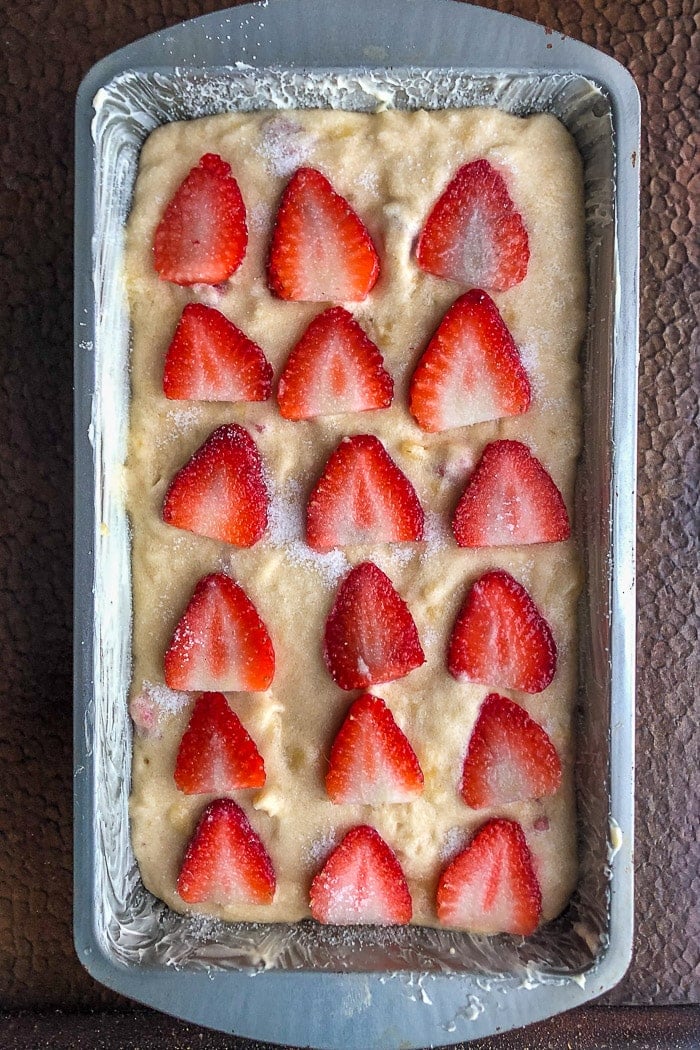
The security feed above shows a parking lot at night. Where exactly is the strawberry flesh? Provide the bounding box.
[163,303,272,403]
[164,573,275,693]
[310,824,412,925]
[177,798,276,906]
[448,569,556,692]
[326,693,424,804]
[306,434,424,551]
[409,289,530,432]
[268,167,380,302]
[154,153,248,286]
[324,562,425,690]
[277,306,393,420]
[436,818,541,934]
[416,158,529,291]
[163,423,268,547]
[174,691,266,794]
[452,439,570,548]
[460,692,562,807]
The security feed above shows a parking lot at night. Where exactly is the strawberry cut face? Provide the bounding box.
[276,306,393,420]
[306,434,424,552]
[162,423,268,547]
[416,158,529,292]
[325,693,424,804]
[460,692,562,808]
[409,289,531,432]
[164,573,275,693]
[452,439,570,548]
[436,818,541,935]
[448,569,557,693]
[174,692,266,795]
[163,303,273,403]
[268,167,380,302]
[154,153,248,286]
[309,824,412,925]
[177,798,276,907]
[323,562,425,690]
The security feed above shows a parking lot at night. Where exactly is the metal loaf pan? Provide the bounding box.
[73,1,640,1045]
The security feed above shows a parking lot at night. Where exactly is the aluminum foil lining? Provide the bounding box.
[88,66,615,982]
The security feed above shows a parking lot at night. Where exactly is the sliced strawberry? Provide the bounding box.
[416,158,529,292]
[324,562,425,690]
[154,153,248,286]
[163,423,268,547]
[452,440,570,548]
[460,693,562,808]
[409,289,530,432]
[177,798,275,906]
[325,693,424,804]
[163,303,272,403]
[268,167,380,302]
[310,825,412,925]
[174,691,266,794]
[448,569,556,693]
[436,818,541,934]
[306,435,424,552]
[164,573,275,693]
[277,306,393,420]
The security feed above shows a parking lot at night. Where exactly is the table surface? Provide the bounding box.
[0,0,697,1045]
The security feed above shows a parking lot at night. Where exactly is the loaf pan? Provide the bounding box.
[73,1,640,1044]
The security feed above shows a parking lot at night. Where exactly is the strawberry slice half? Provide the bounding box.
[164,573,275,693]
[448,569,556,693]
[452,440,570,548]
[326,693,424,804]
[416,158,529,291]
[163,423,268,547]
[174,691,266,795]
[310,825,412,925]
[277,306,393,420]
[177,798,275,906]
[306,435,424,551]
[268,167,380,302]
[154,153,248,286]
[324,562,425,690]
[163,303,272,403]
[460,693,562,808]
[409,289,530,432]
[436,818,541,934]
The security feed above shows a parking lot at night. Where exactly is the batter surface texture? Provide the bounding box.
[125,107,585,927]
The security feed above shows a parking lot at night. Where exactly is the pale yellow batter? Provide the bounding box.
[125,108,585,926]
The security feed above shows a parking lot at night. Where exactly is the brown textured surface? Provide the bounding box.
[1,1006,699,1048]
[0,0,697,1043]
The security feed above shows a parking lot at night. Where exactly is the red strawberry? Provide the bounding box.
[409,289,530,432]
[163,303,272,403]
[163,423,268,547]
[460,693,562,807]
[154,153,248,286]
[177,798,275,906]
[164,573,275,693]
[448,569,556,693]
[309,825,412,925]
[277,306,393,420]
[306,435,424,551]
[452,440,570,548]
[324,562,425,690]
[268,167,380,302]
[325,693,424,804]
[174,691,266,794]
[436,818,541,934]
[416,158,529,291]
